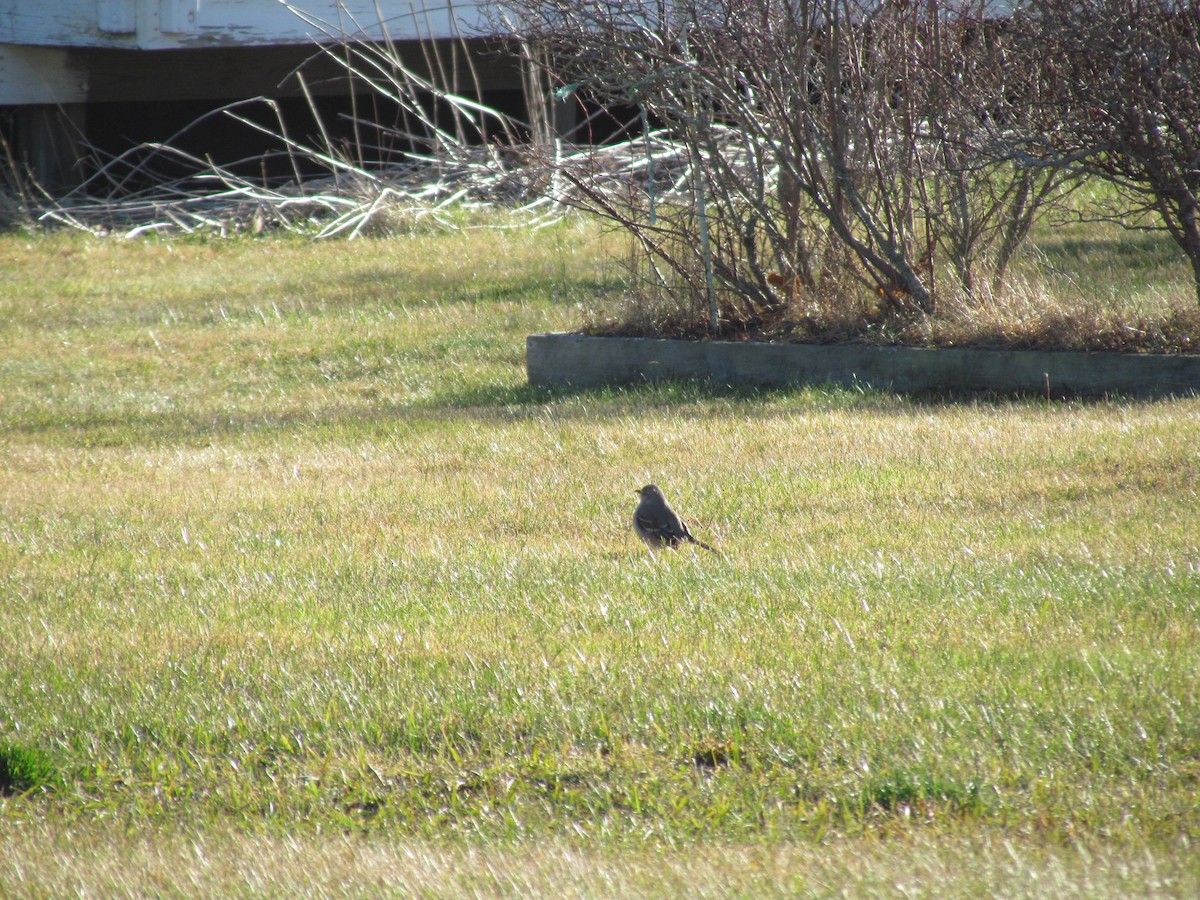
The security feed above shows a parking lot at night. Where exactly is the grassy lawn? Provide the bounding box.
[1,222,1198,896]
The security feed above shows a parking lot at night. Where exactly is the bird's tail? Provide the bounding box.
[688,535,718,554]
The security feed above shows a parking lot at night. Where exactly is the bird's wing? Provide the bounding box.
[635,510,670,537]
[662,520,694,544]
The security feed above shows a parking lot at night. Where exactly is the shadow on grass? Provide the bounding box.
[9,376,1175,450]
[428,379,909,415]
[438,377,1161,415]
[264,268,624,314]
[1039,230,1182,270]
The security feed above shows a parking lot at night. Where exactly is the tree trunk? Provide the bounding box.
[1177,204,1200,307]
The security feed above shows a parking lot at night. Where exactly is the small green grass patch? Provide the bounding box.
[0,744,59,796]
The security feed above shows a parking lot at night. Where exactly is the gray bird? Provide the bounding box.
[633,484,716,552]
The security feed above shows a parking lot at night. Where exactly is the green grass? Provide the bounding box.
[0,743,60,796]
[1,222,1199,896]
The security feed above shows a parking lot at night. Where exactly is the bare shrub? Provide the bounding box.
[1007,0,1200,304]
[500,0,1070,331]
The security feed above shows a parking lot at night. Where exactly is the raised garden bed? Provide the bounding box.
[527,333,1200,399]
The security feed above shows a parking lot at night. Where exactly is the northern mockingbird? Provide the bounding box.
[633,484,716,553]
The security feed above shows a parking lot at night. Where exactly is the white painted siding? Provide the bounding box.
[0,0,491,50]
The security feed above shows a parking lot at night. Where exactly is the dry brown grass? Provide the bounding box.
[584,215,1200,353]
[2,822,1196,897]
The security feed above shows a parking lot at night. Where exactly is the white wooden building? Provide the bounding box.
[0,1,519,188]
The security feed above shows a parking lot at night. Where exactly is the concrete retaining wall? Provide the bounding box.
[527,333,1200,398]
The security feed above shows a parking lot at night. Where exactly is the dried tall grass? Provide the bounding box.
[20,0,714,241]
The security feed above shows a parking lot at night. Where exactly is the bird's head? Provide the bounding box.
[636,484,663,499]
